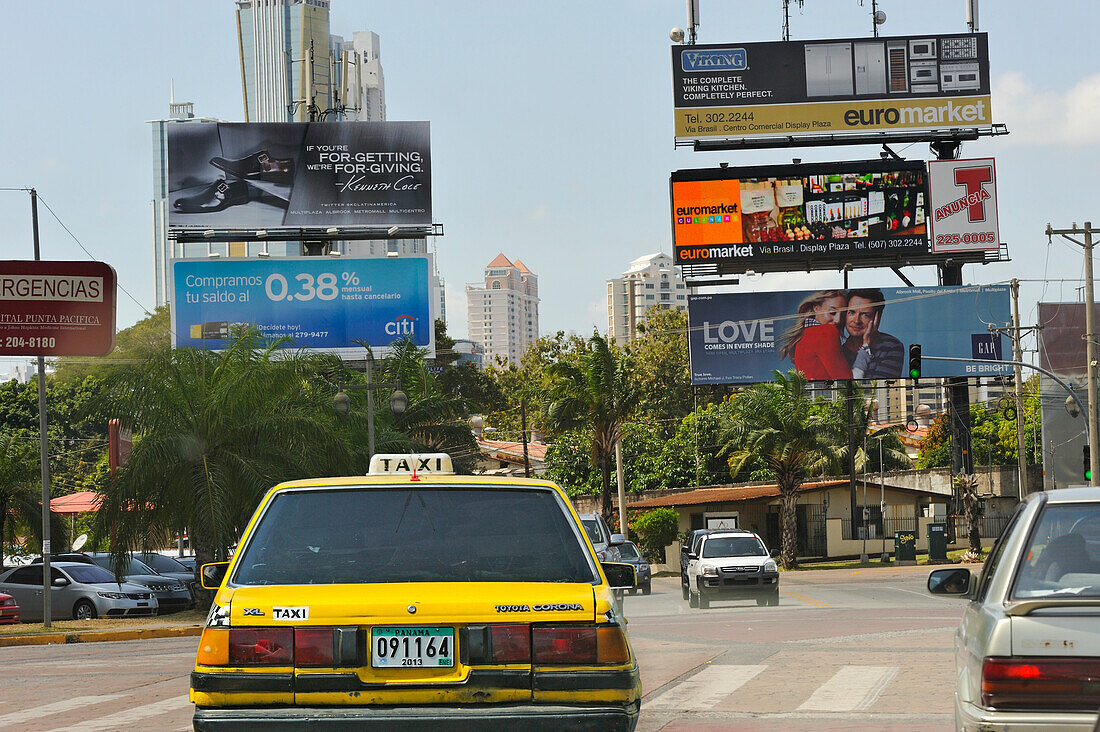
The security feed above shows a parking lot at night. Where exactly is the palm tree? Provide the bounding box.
[0,430,52,568]
[544,333,639,521]
[94,328,350,590]
[825,385,910,476]
[721,370,836,569]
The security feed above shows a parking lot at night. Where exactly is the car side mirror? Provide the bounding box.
[609,533,626,546]
[601,561,637,591]
[927,567,972,597]
[200,561,231,590]
[686,552,698,560]
[52,577,69,587]
[770,549,780,558]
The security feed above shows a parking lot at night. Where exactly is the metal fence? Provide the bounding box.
[800,504,827,558]
[841,514,918,541]
[952,514,1012,540]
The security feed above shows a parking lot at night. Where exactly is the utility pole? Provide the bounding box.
[30,189,52,628]
[614,438,628,539]
[1046,222,1099,485]
[520,398,530,478]
[1010,279,1028,497]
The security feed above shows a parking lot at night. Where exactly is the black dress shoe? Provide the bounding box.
[209,150,295,185]
[173,179,252,213]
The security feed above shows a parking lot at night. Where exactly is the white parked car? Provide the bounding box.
[684,530,779,608]
[927,486,1100,730]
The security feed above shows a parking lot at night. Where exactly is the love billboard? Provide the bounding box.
[687,285,1011,385]
[171,256,434,358]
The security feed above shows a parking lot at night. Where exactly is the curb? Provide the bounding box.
[0,624,203,647]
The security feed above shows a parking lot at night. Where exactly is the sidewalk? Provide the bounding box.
[0,609,205,647]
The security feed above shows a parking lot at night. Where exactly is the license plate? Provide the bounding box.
[371,626,454,668]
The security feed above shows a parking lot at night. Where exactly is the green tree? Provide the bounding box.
[629,507,680,562]
[486,332,587,440]
[54,306,171,383]
[0,430,51,567]
[721,370,836,569]
[544,333,640,520]
[628,307,692,433]
[94,328,352,593]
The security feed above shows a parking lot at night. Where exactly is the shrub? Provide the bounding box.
[631,508,680,562]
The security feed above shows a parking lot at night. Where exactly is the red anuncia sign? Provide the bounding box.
[928,157,999,254]
[0,260,116,356]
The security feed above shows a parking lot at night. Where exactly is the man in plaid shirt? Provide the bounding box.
[843,288,904,379]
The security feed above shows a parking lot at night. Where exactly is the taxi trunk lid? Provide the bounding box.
[227,582,598,705]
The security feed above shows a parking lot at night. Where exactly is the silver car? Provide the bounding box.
[85,553,193,613]
[928,486,1100,730]
[0,561,157,621]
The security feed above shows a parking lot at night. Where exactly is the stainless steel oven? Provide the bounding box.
[940,62,980,92]
[909,39,937,60]
[910,60,938,88]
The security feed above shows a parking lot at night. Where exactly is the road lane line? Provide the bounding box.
[46,696,193,731]
[797,665,898,711]
[0,696,127,727]
[780,589,832,607]
[646,664,767,710]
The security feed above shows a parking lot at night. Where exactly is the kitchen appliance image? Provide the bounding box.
[940,36,978,60]
[909,38,937,60]
[940,62,980,92]
[887,41,908,93]
[805,42,854,97]
[853,42,887,95]
[910,60,938,88]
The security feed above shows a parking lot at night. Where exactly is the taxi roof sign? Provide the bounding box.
[368,453,455,476]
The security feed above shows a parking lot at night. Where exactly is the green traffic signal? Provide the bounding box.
[1086,445,1092,481]
[908,344,921,380]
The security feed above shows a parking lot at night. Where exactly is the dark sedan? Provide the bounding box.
[617,541,651,595]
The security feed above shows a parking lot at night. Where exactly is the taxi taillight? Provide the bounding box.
[532,627,597,664]
[196,628,229,666]
[464,623,629,666]
[490,624,531,663]
[228,628,294,665]
[294,628,337,666]
[982,657,1100,710]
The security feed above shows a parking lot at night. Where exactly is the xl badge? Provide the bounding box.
[272,606,309,620]
[242,608,264,616]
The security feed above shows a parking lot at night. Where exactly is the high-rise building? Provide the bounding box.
[337,31,386,122]
[149,100,222,307]
[606,252,687,345]
[466,254,539,366]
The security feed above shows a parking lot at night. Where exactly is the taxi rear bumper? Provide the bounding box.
[192,701,640,731]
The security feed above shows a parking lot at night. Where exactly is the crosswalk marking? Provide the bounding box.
[797,665,898,711]
[646,664,767,710]
[45,695,192,732]
[0,695,128,727]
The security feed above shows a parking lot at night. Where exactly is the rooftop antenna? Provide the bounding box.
[782,0,805,42]
[859,0,887,37]
[686,0,699,44]
[966,0,979,32]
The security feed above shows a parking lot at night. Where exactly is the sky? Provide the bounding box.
[2,0,1099,372]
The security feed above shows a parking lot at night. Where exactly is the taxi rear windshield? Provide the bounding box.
[233,487,598,585]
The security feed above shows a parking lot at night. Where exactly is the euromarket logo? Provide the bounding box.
[681,48,747,73]
[675,202,738,225]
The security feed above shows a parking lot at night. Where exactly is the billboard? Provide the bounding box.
[672,160,928,269]
[687,285,1011,385]
[167,122,431,229]
[672,33,991,141]
[928,157,999,253]
[1037,302,1100,377]
[0,260,116,356]
[171,256,435,357]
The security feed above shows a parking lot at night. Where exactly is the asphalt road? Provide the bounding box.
[0,564,970,731]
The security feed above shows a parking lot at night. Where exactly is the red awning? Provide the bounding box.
[49,491,103,515]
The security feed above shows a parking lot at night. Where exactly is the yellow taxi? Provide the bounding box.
[190,453,641,731]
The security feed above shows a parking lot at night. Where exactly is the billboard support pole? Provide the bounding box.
[1010,279,1027,498]
[30,188,52,628]
[847,382,858,541]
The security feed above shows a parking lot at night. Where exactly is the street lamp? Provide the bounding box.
[333,355,407,458]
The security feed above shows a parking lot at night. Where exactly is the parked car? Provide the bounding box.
[173,555,198,573]
[84,553,193,613]
[684,530,779,609]
[617,541,652,595]
[190,453,641,730]
[927,486,1100,730]
[0,591,20,623]
[30,552,95,565]
[135,552,197,597]
[680,529,713,600]
[0,562,157,621]
[579,512,627,562]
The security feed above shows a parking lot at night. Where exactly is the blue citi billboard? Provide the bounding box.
[688,285,1011,385]
[171,256,434,357]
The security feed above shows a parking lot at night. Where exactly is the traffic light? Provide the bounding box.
[908,344,922,380]
[1085,445,1092,482]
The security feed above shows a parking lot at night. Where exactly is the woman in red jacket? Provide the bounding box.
[777,289,853,380]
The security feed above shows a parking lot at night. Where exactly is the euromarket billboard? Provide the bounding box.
[687,285,1010,385]
[167,121,431,229]
[672,33,991,141]
[171,256,434,358]
[672,160,929,271]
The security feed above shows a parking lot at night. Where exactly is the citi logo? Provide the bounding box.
[682,48,747,72]
[386,315,416,336]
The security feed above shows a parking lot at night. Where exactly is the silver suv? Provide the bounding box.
[685,530,779,609]
[579,512,626,562]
